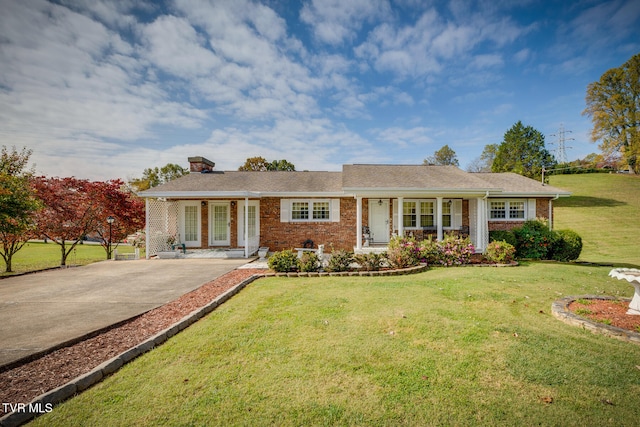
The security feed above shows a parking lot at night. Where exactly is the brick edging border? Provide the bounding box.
[551,295,640,345]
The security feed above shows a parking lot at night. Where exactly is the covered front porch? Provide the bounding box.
[144,195,261,259]
[353,194,490,253]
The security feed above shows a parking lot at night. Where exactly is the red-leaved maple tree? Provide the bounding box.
[33,177,145,265]
[91,179,145,259]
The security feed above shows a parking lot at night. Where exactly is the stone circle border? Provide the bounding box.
[552,295,640,345]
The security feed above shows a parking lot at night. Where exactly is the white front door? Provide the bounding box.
[369,199,390,243]
[237,200,260,247]
[179,201,201,247]
[209,202,230,246]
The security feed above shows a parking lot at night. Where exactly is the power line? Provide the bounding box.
[549,124,574,164]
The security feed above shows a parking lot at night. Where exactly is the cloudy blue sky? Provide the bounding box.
[1,0,638,180]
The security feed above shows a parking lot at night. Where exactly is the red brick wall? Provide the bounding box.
[260,197,357,251]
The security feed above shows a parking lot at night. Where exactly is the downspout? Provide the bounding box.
[244,196,249,258]
[549,194,559,230]
[355,196,362,250]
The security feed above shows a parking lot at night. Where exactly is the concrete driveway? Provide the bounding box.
[0,258,249,367]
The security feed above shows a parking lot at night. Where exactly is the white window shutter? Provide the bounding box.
[392,199,398,232]
[453,200,463,228]
[527,199,536,219]
[331,199,340,222]
[280,199,289,222]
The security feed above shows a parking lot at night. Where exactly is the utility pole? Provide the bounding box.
[549,124,574,164]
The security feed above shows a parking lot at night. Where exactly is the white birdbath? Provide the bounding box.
[609,268,640,315]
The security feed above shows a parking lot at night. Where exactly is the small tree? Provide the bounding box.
[33,177,101,266]
[239,157,296,171]
[238,156,270,171]
[129,163,188,191]
[0,146,41,272]
[467,144,498,172]
[423,145,459,166]
[92,180,145,260]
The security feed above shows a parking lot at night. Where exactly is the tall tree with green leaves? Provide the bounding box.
[0,146,41,272]
[423,145,459,166]
[239,157,296,171]
[583,53,640,174]
[129,163,188,191]
[492,121,556,180]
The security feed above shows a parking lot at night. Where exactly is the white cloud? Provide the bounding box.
[300,0,391,46]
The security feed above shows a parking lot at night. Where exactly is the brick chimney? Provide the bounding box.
[188,156,215,173]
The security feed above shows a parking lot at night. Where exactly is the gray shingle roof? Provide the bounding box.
[472,172,569,195]
[140,165,570,197]
[342,164,498,190]
[141,170,343,195]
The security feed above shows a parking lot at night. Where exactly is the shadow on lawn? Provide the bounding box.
[555,196,626,208]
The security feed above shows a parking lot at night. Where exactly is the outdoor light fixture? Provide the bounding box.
[231,201,236,207]
[106,216,115,260]
[201,201,206,207]
[378,199,383,206]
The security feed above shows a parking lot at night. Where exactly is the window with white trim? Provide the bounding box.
[290,200,333,222]
[402,199,454,229]
[490,200,527,220]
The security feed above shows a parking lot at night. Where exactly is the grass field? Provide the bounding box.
[32,264,640,426]
[1,242,141,276]
[549,173,640,266]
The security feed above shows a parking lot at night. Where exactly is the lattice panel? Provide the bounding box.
[146,199,179,257]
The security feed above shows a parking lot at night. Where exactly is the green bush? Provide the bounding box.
[386,236,422,268]
[326,249,354,272]
[267,249,299,272]
[550,229,583,261]
[436,233,475,266]
[484,240,516,264]
[512,219,557,259]
[299,251,321,272]
[354,252,386,271]
[418,237,440,265]
[489,230,517,247]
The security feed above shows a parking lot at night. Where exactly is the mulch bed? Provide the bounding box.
[568,299,640,332]
[0,268,263,417]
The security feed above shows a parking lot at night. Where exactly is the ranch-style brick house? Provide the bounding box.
[139,156,570,258]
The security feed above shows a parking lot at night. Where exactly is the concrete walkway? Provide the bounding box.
[0,258,251,367]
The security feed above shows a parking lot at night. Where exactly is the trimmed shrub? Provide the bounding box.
[489,230,517,247]
[550,229,583,261]
[418,237,440,265]
[354,252,387,271]
[436,233,475,266]
[484,240,516,264]
[267,249,299,272]
[299,251,321,272]
[512,219,557,259]
[387,236,423,268]
[326,249,354,272]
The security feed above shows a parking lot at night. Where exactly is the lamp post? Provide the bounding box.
[107,216,115,260]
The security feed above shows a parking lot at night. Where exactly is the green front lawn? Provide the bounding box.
[32,263,640,426]
[2,241,142,276]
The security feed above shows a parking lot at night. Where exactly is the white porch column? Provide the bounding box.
[436,197,443,241]
[356,197,362,250]
[476,197,488,252]
[244,197,249,258]
[145,198,150,259]
[397,196,404,237]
